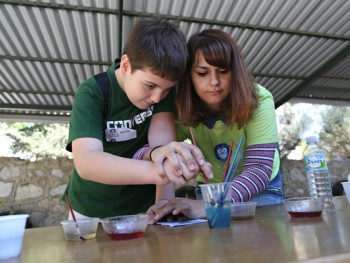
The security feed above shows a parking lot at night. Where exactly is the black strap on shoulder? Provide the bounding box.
[94,59,120,117]
[94,72,110,117]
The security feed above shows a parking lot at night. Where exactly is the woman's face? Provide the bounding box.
[190,51,232,113]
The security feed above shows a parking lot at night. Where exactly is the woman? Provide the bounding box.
[148,29,283,222]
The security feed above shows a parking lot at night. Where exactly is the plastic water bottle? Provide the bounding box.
[303,136,333,209]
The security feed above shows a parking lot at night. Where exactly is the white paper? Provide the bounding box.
[156,219,207,227]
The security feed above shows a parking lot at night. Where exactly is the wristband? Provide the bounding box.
[149,145,163,162]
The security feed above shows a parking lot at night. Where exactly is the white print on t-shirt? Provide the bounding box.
[105,105,153,142]
[105,127,137,142]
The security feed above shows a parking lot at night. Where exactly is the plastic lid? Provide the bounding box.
[305,136,317,143]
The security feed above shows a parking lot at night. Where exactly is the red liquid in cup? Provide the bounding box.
[107,232,144,240]
[288,211,322,218]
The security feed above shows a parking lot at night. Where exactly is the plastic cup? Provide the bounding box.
[61,218,99,241]
[341,182,350,204]
[0,214,29,259]
[199,183,232,228]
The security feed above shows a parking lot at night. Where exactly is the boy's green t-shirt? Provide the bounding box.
[64,60,176,218]
[177,84,280,183]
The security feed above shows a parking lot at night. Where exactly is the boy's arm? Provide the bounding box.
[72,112,212,187]
[148,112,177,201]
[147,112,177,152]
[72,138,170,185]
[156,183,175,201]
[71,112,207,187]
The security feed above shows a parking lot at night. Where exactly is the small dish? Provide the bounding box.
[231,202,257,220]
[61,218,99,241]
[100,214,148,240]
[283,197,324,218]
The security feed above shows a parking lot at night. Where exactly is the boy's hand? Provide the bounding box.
[151,142,213,183]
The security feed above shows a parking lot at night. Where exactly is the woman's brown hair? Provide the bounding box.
[176,29,258,127]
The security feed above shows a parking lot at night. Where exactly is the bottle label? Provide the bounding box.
[304,153,328,172]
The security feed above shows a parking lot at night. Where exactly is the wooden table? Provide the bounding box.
[12,196,350,263]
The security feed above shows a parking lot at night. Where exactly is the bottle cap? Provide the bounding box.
[305,136,317,143]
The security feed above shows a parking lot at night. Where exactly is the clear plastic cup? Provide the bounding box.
[341,182,350,204]
[199,183,232,228]
[61,218,99,241]
[0,214,29,259]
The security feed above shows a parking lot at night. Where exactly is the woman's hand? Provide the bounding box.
[159,157,195,186]
[146,199,169,223]
[151,142,213,183]
[149,155,204,186]
[147,198,206,224]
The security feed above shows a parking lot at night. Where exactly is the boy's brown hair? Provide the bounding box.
[123,18,188,81]
[176,29,258,128]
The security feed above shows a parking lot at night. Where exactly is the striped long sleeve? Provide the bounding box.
[133,144,151,160]
[231,143,277,202]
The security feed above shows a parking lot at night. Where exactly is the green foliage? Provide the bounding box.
[1,104,349,161]
[319,107,350,159]
[276,103,311,158]
[1,122,71,160]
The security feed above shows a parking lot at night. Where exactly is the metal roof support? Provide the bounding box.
[276,43,350,108]
[122,11,350,41]
[2,0,348,41]
[1,0,118,14]
[118,0,124,58]
[0,103,71,111]
[0,55,110,66]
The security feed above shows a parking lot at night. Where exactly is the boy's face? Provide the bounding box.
[120,57,177,110]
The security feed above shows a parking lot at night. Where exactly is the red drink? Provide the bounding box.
[289,211,322,218]
[107,232,144,240]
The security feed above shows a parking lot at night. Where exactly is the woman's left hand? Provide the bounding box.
[147,198,206,224]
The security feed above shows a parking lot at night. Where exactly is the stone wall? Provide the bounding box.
[0,157,72,227]
[281,159,350,198]
[0,157,349,227]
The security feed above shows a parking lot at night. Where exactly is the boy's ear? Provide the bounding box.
[120,55,131,74]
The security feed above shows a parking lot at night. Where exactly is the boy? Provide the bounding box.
[63,18,212,219]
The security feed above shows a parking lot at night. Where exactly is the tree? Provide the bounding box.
[276,103,311,158]
[319,106,350,159]
[0,122,71,160]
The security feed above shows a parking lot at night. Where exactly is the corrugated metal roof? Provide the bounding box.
[1,0,350,121]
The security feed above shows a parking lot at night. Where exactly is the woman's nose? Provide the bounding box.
[210,72,220,86]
